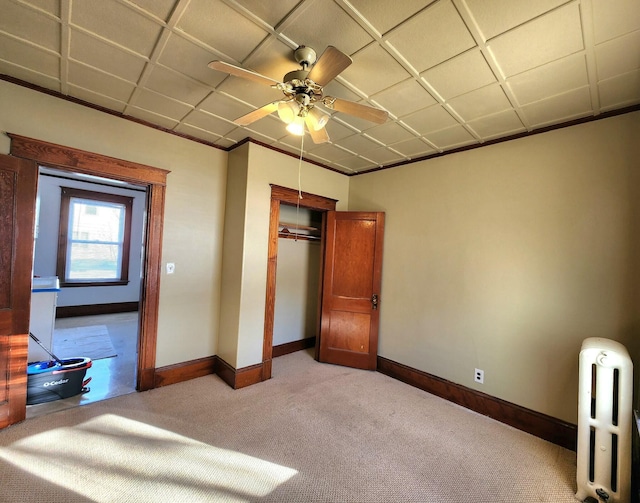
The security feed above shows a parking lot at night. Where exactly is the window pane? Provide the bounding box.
[70,199,124,243]
[67,243,122,280]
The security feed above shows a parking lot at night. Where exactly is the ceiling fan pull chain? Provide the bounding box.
[295,132,304,242]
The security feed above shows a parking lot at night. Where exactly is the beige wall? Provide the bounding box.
[4,78,638,422]
[220,142,349,368]
[0,80,228,368]
[349,112,640,423]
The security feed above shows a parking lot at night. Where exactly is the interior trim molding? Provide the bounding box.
[3,75,638,178]
[262,185,337,383]
[272,337,316,358]
[215,357,264,390]
[56,302,139,318]
[633,410,639,503]
[154,356,218,388]
[9,133,169,393]
[377,356,577,451]
[155,343,317,390]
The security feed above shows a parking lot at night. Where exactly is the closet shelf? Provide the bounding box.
[279,221,318,232]
[278,221,321,242]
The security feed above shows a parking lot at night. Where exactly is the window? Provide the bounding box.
[57,187,133,286]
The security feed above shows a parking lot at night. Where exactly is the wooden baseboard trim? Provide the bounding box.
[633,410,639,503]
[56,301,139,318]
[377,356,577,451]
[154,356,217,388]
[215,357,264,390]
[273,337,316,358]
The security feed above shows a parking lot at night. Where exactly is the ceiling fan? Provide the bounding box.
[208,45,388,144]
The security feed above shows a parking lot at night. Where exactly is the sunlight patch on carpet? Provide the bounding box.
[53,325,117,360]
[0,414,297,502]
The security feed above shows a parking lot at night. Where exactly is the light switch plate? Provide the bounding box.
[166,262,175,274]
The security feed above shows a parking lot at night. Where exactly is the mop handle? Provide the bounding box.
[29,332,63,364]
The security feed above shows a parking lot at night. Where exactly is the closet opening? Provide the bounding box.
[261,185,337,381]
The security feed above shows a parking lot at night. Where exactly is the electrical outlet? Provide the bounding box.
[474,368,484,384]
[166,262,175,274]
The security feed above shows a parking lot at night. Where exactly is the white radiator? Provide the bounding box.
[576,338,633,503]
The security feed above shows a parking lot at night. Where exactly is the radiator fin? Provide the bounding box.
[576,338,633,503]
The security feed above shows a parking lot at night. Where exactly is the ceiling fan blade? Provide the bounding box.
[234,101,280,126]
[208,61,280,87]
[305,117,330,144]
[326,97,388,124]
[307,46,352,86]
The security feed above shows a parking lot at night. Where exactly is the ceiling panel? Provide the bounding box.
[488,2,584,78]
[388,137,435,158]
[177,0,269,62]
[340,43,411,96]
[370,78,437,118]
[127,0,177,22]
[467,109,525,140]
[346,0,436,35]
[595,30,640,81]
[401,105,458,135]
[71,0,163,57]
[0,33,60,77]
[280,1,374,56]
[0,0,60,51]
[464,0,571,40]
[521,86,592,126]
[131,89,193,120]
[1,0,638,174]
[591,0,640,43]
[425,125,476,149]
[127,106,180,129]
[447,84,512,122]
[69,29,147,82]
[0,60,60,91]
[598,70,640,110]
[67,61,136,102]
[144,65,212,105]
[386,0,476,72]
[364,121,417,145]
[422,49,497,100]
[506,53,589,106]
[21,0,60,16]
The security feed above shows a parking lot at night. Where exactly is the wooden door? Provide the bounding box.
[318,211,385,370]
[0,154,37,429]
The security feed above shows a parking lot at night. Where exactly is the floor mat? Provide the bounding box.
[53,325,117,360]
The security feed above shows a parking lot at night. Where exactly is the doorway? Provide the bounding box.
[2,134,168,428]
[272,204,323,358]
[262,185,337,380]
[26,166,147,418]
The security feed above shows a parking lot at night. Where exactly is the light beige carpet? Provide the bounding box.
[53,325,117,360]
[0,349,577,502]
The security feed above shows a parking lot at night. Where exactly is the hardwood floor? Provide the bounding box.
[26,312,138,419]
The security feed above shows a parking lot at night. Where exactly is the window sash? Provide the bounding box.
[57,187,133,287]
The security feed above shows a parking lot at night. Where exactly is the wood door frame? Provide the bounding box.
[262,185,337,381]
[8,133,169,391]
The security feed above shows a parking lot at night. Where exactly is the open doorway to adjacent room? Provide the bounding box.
[26,166,147,418]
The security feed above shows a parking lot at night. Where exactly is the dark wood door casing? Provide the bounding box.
[0,154,37,428]
[262,185,337,381]
[8,134,169,392]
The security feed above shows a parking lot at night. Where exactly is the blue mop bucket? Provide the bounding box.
[27,357,92,405]
[27,332,93,405]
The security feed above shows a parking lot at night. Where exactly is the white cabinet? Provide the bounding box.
[28,277,60,362]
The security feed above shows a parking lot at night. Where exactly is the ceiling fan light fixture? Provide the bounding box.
[286,116,305,136]
[277,101,299,124]
[307,107,330,131]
